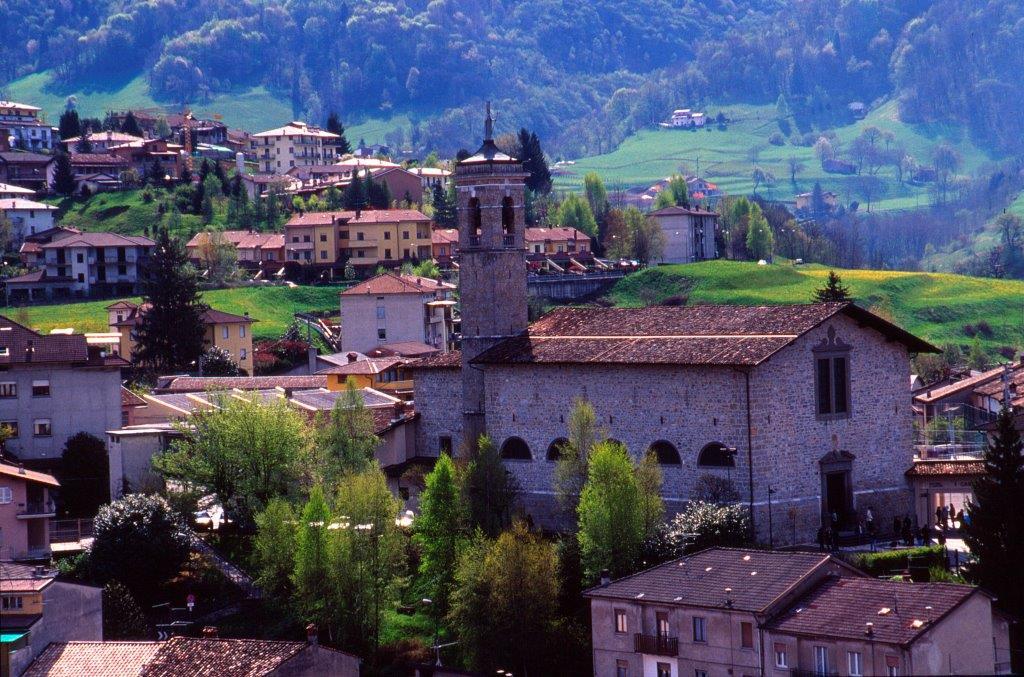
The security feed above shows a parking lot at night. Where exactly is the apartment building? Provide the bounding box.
[185,230,286,267]
[0,463,59,561]
[524,226,592,256]
[0,199,56,246]
[251,121,339,173]
[340,273,455,354]
[35,232,154,297]
[0,101,55,152]
[284,208,432,268]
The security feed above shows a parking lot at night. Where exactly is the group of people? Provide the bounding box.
[935,502,967,531]
[815,505,964,552]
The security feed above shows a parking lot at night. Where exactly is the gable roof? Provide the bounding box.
[525,226,591,242]
[0,461,60,488]
[286,208,431,227]
[140,637,305,676]
[186,230,284,251]
[41,232,154,249]
[650,205,719,217]
[341,272,453,296]
[24,642,161,677]
[109,303,253,327]
[316,356,405,375]
[432,228,459,245]
[0,198,55,211]
[914,365,1008,404]
[905,460,986,477]
[155,375,327,393]
[472,303,938,367]
[1,561,56,592]
[252,121,338,139]
[767,577,981,646]
[584,548,843,613]
[0,315,90,364]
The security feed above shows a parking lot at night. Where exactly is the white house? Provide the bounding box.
[0,101,56,151]
[0,198,57,246]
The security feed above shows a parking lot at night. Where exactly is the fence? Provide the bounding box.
[49,518,94,544]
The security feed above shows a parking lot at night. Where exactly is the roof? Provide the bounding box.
[472,303,938,367]
[650,204,719,217]
[252,121,338,139]
[109,303,253,327]
[0,316,90,364]
[69,153,130,166]
[906,460,987,477]
[317,356,405,375]
[341,272,453,296]
[525,226,591,242]
[584,548,837,612]
[432,228,459,245]
[202,309,255,325]
[0,198,56,211]
[140,637,308,676]
[366,341,441,358]
[155,375,327,393]
[0,461,60,488]
[0,151,53,165]
[286,208,430,227]
[768,577,980,646]
[121,386,147,408]
[23,642,161,677]
[914,365,1008,404]
[289,387,401,412]
[0,561,56,592]
[0,182,36,195]
[41,232,154,249]
[64,131,143,144]
[409,350,461,370]
[3,269,74,285]
[186,230,284,251]
[0,100,41,112]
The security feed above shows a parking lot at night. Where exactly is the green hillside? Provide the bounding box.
[556,101,994,212]
[13,285,341,340]
[609,261,1024,353]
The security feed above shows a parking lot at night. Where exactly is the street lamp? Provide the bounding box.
[421,598,441,666]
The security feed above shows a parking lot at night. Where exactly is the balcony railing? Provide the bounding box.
[502,234,516,247]
[17,500,56,518]
[634,633,679,657]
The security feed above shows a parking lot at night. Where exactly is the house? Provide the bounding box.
[316,355,413,399]
[1,562,103,677]
[284,209,432,267]
[412,108,939,542]
[340,273,456,354]
[75,172,123,195]
[353,142,391,158]
[586,548,1012,677]
[185,230,286,267]
[431,228,459,261]
[108,301,255,374]
[250,121,339,174]
[649,205,718,263]
[16,227,80,270]
[0,153,55,193]
[0,101,56,152]
[0,316,126,462]
[107,138,184,179]
[13,232,155,299]
[409,166,452,188]
[62,130,143,153]
[823,158,858,175]
[848,101,867,119]
[666,109,706,128]
[239,173,298,200]
[0,199,57,247]
[524,226,592,256]
[795,190,839,213]
[0,182,35,200]
[0,463,59,560]
[22,629,360,677]
[69,153,129,183]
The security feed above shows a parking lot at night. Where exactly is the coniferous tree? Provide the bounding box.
[58,109,81,140]
[52,151,77,196]
[342,171,367,211]
[133,228,208,372]
[121,111,143,137]
[432,182,456,229]
[463,436,518,538]
[414,453,467,620]
[325,111,352,155]
[517,128,552,194]
[147,159,164,185]
[813,270,852,302]
[75,128,93,153]
[962,407,1024,623]
[213,161,229,195]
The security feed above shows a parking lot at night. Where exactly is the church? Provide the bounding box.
[412,108,938,545]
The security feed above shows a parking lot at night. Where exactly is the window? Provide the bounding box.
[222,327,230,339]
[740,622,753,649]
[117,264,127,276]
[439,436,453,455]
[615,660,629,677]
[320,233,327,242]
[813,327,852,418]
[499,437,532,460]
[1,595,23,610]
[33,419,52,437]
[357,232,365,241]
[813,646,828,676]
[384,249,392,259]
[649,440,681,465]
[468,197,482,235]
[31,380,49,397]
[239,349,247,360]
[402,230,409,239]
[697,442,735,467]
[0,487,12,504]
[546,437,569,461]
[76,253,83,263]
[656,664,670,677]
[384,231,391,240]
[694,670,707,677]
[303,235,311,243]
[848,651,863,676]
[774,643,788,668]
[77,273,84,283]
[376,307,386,320]
[692,616,707,643]
[0,382,16,398]
[614,608,628,634]
[1,421,19,438]
[239,325,246,338]
[339,230,349,239]
[320,250,327,259]
[292,236,299,243]
[885,655,900,676]
[377,328,387,340]
[501,196,515,234]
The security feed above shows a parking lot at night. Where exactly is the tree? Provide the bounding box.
[809,181,828,221]
[653,174,689,209]
[813,270,851,302]
[121,111,143,137]
[745,203,773,260]
[52,150,77,196]
[813,136,835,164]
[431,181,456,229]
[342,171,367,211]
[366,173,392,209]
[196,228,237,285]
[554,398,604,523]
[414,454,467,619]
[517,128,552,194]
[102,581,150,639]
[325,112,352,155]
[578,441,659,582]
[201,346,242,376]
[311,378,380,482]
[463,435,518,537]
[553,193,598,236]
[293,485,333,636]
[58,432,110,515]
[604,208,630,259]
[787,157,805,186]
[854,174,886,211]
[58,108,81,140]
[664,501,751,553]
[412,259,440,279]
[962,407,1024,623]
[75,129,93,153]
[89,494,191,599]
[155,396,305,525]
[582,172,610,225]
[253,498,296,598]
[624,206,665,265]
[133,228,208,372]
[751,166,775,195]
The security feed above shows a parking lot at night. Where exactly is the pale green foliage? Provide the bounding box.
[293,485,332,631]
[254,498,296,596]
[637,452,665,536]
[414,454,467,618]
[412,258,441,279]
[582,171,609,222]
[653,174,689,209]
[463,435,518,537]
[624,206,665,264]
[553,192,598,236]
[665,500,751,552]
[310,378,380,482]
[745,202,774,260]
[554,397,604,522]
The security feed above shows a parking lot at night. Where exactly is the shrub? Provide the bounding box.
[999,346,1017,360]
[89,494,191,598]
[769,132,786,146]
[850,544,946,577]
[103,581,150,639]
[962,324,977,337]
[975,320,993,337]
[664,501,751,553]
[58,432,110,517]
[691,475,740,504]
[659,294,688,306]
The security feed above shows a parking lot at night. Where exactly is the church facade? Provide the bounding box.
[412,112,937,545]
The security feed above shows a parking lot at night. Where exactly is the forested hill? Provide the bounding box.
[2,1,1022,158]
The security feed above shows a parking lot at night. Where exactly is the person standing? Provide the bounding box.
[866,507,875,537]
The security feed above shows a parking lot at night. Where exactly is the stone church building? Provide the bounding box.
[412,109,937,545]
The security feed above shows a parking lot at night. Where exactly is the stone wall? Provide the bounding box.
[413,367,464,457]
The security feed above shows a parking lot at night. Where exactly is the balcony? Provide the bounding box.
[17,500,56,519]
[634,633,678,657]
[502,234,516,248]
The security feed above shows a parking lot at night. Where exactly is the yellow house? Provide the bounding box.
[317,356,414,399]
[106,301,255,374]
[284,209,433,268]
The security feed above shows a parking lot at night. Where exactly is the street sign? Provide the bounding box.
[186,593,195,612]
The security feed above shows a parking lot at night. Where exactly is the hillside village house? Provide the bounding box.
[587,548,1012,677]
[0,152,54,193]
[61,130,143,153]
[284,208,432,268]
[0,317,125,463]
[316,355,414,400]
[667,108,706,128]
[340,273,456,354]
[0,199,56,245]
[287,163,426,205]
[1,562,103,677]
[0,462,59,561]
[0,182,35,199]
[186,230,286,267]
[69,153,130,185]
[795,190,840,213]
[412,109,938,542]
[108,137,184,179]
[107,301,255,374]
[431,228,459,262]
[650,205,718,263]
[0,101,55,152]
[251,121,339,173]
[525,226,592,257]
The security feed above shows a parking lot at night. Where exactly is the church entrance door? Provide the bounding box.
[824,471,851,528]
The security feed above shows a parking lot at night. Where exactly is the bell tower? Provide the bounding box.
[456,103,529,448]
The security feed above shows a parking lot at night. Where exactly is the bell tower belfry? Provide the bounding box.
[456,103,529,448]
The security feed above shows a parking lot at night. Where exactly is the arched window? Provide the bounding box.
[698,442,735,468]
[546,437,569,461]
[648,440,681,465]
[501,196,515,234]
[468,197,482,237]
[500,436,532,461]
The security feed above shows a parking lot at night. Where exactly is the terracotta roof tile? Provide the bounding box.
[121,386,147,408]
[768,577,979,645]
[316,356,405,375]
[156,375,326,393]
[524,226,591,242]
[24,642,160,677]
[1,561,56,591]
[0,316,90,364]
[409,350,461,370]
[432,228,459,245]
[366,341,441,358]
[140,637,306,676]
[286,208,430,227]
[905,460,986,477]
[41,232,154,249]
[341,273,453,296]
[914,366,1007,404]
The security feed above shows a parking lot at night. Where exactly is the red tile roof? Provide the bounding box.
[410,350,461,369]
[69,153,130,166]
[0,461,60,487]
[432,228,459,245]
[768,577,980,646]
[41,232,154,249]
[121,386,147,408]
[0,316,89,364]
[286,208,430,227]
[914,365,1007,404]
[524,226,591,242]
[650,204,719,217]
[109,303,253,327]
[186,230,284,251]
[140,637,305,676]
[316,356,405,375]
[905,460,986,477]
[366,341,441,358]
[155,375,327,393]
[1,561,56,592]
[24,642,161,677]
[340,272,453,296]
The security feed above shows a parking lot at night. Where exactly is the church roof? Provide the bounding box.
[469,302,937,367]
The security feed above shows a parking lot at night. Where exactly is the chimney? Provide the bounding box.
[864,622,874,637]
[33,565,45,577]
[599,569,611,587]
[18,463,25,475]
[306,623,319,645]
[346,352,358,364]
[202,626,219,638]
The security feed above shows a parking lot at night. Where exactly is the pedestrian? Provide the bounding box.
[894,515,901,537]
[866,507,875,536]
[955,508,964,529]
[935,505,943,529]
[940,504,949,529]
[919,524,930,545]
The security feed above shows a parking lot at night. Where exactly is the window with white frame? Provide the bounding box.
[222,326,230,339]
[692,616,707,643]
[885,655,900,676]
[814,646,828,676]
[239,349,247,360]
[848,651,863,676]
[774,643,788,668]
[31,380,50,397]
[614,608,627,634]
[240,325,246,338]
[33,419,51,437]
[0,486,12,504]
[0,382,16,398]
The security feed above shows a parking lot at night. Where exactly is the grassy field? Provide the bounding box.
[6,70,409,144]
[45,188,205,237]
[609,260,1024,353]
[13,285,342,340]
[556,101,995,212]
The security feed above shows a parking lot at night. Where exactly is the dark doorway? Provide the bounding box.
[825,471,851,527]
